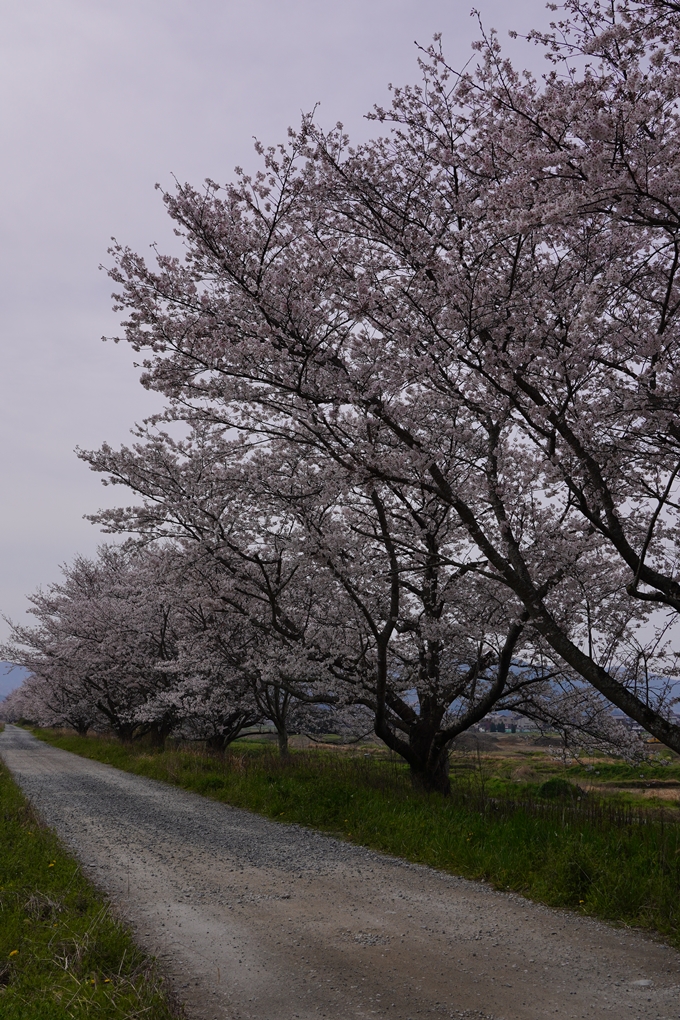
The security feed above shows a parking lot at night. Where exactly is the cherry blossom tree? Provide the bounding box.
[3,546,177,741]
[1,543,263,746]
[83,422,600,791]
[303,0,680,736]
[0,672,95,734]
[87,0,680,753]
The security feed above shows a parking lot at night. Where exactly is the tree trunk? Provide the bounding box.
[409,746,451,795]
[147,723,168,749]
[375,709,452,795]
[205,711,259,754]
[277,726,289,757]
[206,732,229,753]
[406,708,451,794]
[115,722,136,744]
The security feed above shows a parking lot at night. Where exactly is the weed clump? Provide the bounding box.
[538,778,584,800]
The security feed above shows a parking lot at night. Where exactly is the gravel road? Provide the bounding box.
[1,725,678,1020]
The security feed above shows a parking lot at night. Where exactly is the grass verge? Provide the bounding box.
[33,729,680,950]
[0,754,179,1020]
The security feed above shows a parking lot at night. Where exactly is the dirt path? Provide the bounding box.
[1,726,678,1020]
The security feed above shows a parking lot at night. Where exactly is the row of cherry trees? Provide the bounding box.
[4,1,680,789]
[0,540,374,751]
[2,545,256,747]
[1,501,640,789]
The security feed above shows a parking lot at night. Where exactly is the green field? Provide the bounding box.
[32,728,680,950]
[0,755,178,1020]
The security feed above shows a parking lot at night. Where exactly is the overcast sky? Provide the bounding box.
[0,0,550,658]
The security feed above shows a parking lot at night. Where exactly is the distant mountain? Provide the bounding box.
[0,662,28,700]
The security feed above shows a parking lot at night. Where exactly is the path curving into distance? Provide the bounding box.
[1,724,678,1020]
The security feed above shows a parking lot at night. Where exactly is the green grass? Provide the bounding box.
[32,730,680,950]
[450,745,680,785]
[0,756,179,1020]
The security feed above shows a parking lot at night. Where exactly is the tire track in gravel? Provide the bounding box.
[1,724,678,1020]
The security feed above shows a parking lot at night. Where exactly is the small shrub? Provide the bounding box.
[539,778,584,800]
